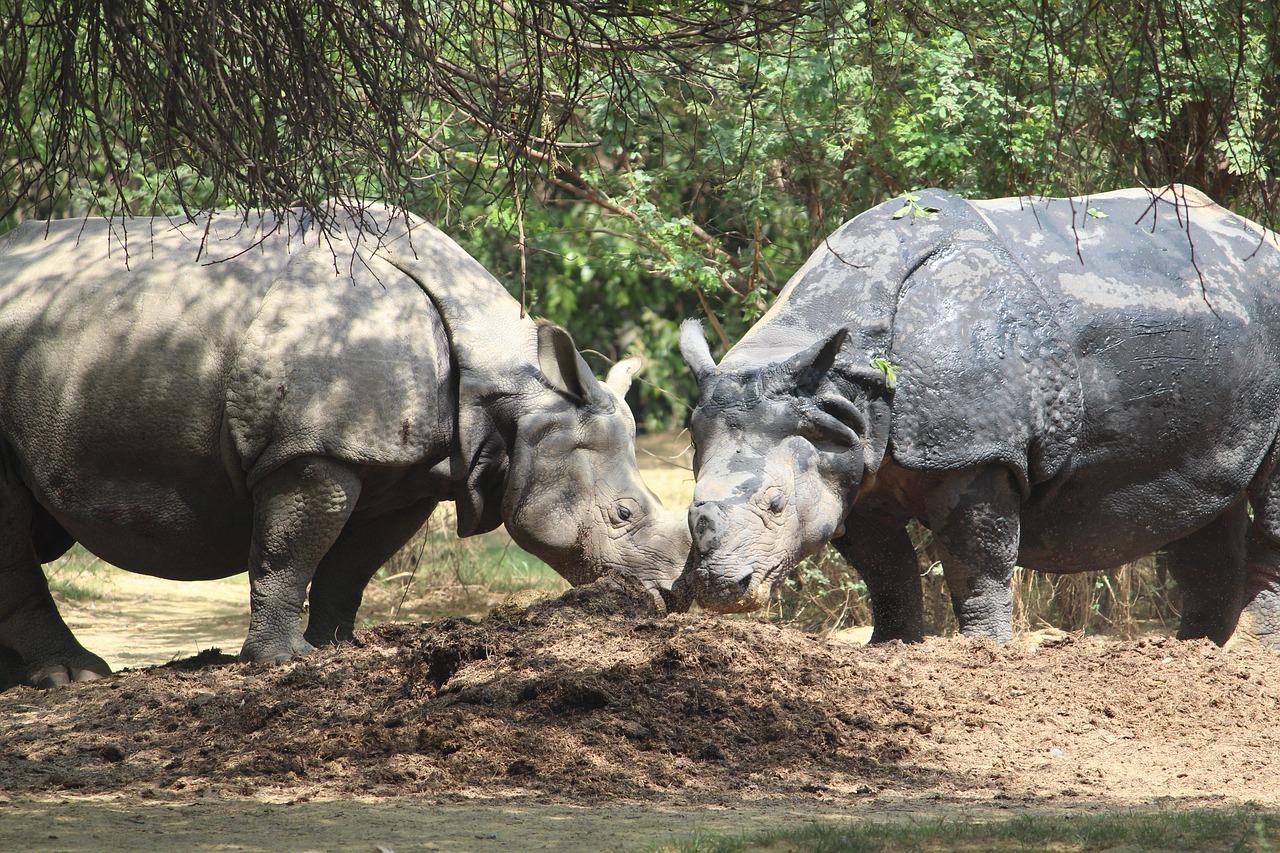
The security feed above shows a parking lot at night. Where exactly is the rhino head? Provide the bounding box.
[380,223,691,610]
[678,320,891,612]
[499,321,693,609]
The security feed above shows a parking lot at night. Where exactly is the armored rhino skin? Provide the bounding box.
[681,186,1280,646]
[0,205,690,688]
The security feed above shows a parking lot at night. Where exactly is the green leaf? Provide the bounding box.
[869,356,898,390]
[892,193,940,220]
[1087,207,1108,219]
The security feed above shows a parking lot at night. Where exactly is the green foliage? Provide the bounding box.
[868,356,898,390]
[890,194,940,221]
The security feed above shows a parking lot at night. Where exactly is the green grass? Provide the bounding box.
[658,808,1280,852]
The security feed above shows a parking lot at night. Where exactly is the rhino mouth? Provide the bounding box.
[691,558,790,614]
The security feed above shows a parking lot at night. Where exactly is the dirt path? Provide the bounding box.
[60,573,249,671]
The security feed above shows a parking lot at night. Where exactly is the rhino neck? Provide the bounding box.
[362,207,539,536]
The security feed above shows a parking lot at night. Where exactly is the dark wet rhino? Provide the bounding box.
[680,186,1280,646]
[0,205,690,687]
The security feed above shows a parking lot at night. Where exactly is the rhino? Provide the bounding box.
[0,205,690,688]
[680,186,1280,646]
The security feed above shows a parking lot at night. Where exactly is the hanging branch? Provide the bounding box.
[0,0,811,226]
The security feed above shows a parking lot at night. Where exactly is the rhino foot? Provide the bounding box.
[26,650,111,689]
[31,661,109,689]
[2,630,111,689]
[238,634,316,664]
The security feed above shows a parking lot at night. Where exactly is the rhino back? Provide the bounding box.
[885,189,1280,566]
[722,189,990,369]
[0,212,455,578]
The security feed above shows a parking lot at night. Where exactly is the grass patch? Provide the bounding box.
[43,545,110,602]
[660,808,1280,852]
[361,510,568,625]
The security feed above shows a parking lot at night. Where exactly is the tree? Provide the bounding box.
[3,1,1277,428]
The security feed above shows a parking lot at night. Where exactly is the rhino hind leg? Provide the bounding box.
[303,499,437,647]
[926,465,1022,644]
[1238,467,1280,647]
[0,558,109,687]
[0,472,110,688]
[833,515,924,643]
[1166,498,1249,646]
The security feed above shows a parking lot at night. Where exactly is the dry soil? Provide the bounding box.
[2,573,1279,852]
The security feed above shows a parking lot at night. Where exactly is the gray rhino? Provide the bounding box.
[680,186,1280,646]
[0,205,690,688]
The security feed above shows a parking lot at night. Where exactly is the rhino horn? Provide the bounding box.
[536,320,611,406]
[679,318,718,383]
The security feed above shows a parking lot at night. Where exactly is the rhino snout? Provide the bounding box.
[686,500,769,612]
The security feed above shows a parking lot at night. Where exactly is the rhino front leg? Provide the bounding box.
[1166,498,1248,645]
[304,499,437,647]
[0,473,109,687]
[242,456,363,664]
[926,465,1022,644]
[833,514,924,643]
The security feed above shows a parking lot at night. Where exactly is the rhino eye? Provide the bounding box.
[766,493,785,515]
[616,504,633,522]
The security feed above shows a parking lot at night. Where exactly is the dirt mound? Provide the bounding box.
[3,576,1280,809]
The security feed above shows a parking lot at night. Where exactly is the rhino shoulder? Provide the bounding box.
[888,238,1082,493]
[227,240,454,489]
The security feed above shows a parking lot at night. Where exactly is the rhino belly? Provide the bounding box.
[29,457,254,580]
[1015,460,1254,573]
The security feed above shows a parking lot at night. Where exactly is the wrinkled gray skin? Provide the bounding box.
[681,186,1280,647]
[0,205,690,689]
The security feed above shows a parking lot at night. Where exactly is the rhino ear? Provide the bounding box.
[783,328,851,393]
[605,354,643,399]
[679,319,718,383]
[536,320,605,403]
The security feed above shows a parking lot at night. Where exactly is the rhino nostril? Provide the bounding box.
[736,572,754,595]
